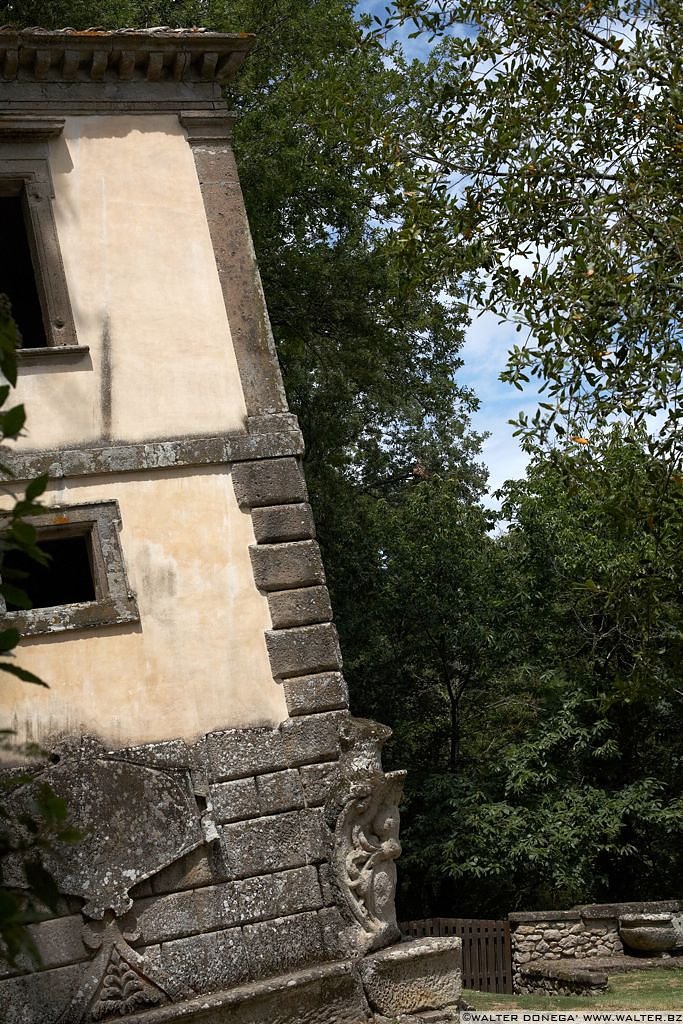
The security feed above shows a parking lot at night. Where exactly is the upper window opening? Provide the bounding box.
[3,532,96,610]
[0,192,48,348]
[0,153,81,356]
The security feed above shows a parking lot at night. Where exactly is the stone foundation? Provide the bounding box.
[1,718,462,1022]
[2,951,462,1024]
[515,962,609,997]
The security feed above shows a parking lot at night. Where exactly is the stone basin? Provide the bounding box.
[619,912,683,953]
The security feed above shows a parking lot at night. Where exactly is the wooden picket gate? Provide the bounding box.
[400,918,513,993]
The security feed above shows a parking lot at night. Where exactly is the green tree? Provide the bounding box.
[0,0,489,918]
[374,0,683,458]
[341,477,500,773]
[397,430,683,917]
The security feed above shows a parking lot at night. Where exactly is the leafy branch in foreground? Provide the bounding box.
[0,297,79,965]
[0,295,48,688]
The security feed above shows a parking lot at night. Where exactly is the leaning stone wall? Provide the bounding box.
[0,27,465,1022]
[1,717,347,1020]
[1,712,420,1022]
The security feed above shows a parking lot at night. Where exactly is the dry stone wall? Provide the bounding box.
[511,910,622,979]
[510,901,683,994]
[515,963,608,997]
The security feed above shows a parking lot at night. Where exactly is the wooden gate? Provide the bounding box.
[400,918,513,993]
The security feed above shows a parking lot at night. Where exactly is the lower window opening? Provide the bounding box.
[3,533,97,610]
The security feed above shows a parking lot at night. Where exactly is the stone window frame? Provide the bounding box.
[0,500,139,637]
[0,118,87,361]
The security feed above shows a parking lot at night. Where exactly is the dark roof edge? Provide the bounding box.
[0,27,255,86]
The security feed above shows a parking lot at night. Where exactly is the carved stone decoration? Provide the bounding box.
[333,771,406,955]
[90,947,163,1020]
[57,914,182,1024]
[327,717,407,956]
[6,737,205,918]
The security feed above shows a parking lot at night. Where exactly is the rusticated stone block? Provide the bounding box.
[207,726,286,782]
[358,937,462,1015]
[107,738,194,770]
[246,413,300,434]
[218,811,307,878]
[232,458,307,509]
[131,882,240,945]
[281,713,343,766]
[150,846,221,895]
[300,762,339,805]
[161,925,250,994]
[284,671,348,716]
[266,623,342,680]
[268,585,332,629]
[0,914,85,978]
[250,540,325,592]
[127,960,370,1023]
[243,910,325,979]
[211,777,260,824]
[237,865,323,924]
[251,502,315,543]
[299,807,331,862]
[129,877,153,898]
[318,863,337,906]
[0,962,81,1024]
[256,769,304,814]
[319,906,347,959]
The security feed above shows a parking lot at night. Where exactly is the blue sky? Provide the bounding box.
[356,0,533,497]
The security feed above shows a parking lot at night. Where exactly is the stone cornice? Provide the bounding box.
[0,27,254,86]
[0,114,65,139]
[0,423,304,482]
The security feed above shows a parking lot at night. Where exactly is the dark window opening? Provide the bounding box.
[3,533,97,610]
[0,193,48,348]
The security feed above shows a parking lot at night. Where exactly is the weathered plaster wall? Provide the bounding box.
[13,114,247,449]
[4,467,287,747]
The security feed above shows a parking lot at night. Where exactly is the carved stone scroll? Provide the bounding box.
[333,771,405,954]
[327,717,407,956]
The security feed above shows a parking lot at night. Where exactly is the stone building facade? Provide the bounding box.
[0,27,460,1023]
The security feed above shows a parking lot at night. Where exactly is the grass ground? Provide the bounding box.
[467,968,683,1011]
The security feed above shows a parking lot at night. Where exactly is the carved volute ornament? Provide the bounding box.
[329,718,407,955]
[334,772,405,953]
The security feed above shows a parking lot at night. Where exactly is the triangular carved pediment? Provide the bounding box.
[88,945,166,1021]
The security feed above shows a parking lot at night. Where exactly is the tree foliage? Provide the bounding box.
[375,0,683,456]
[386,432,683,917]
[0,300,81,965]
